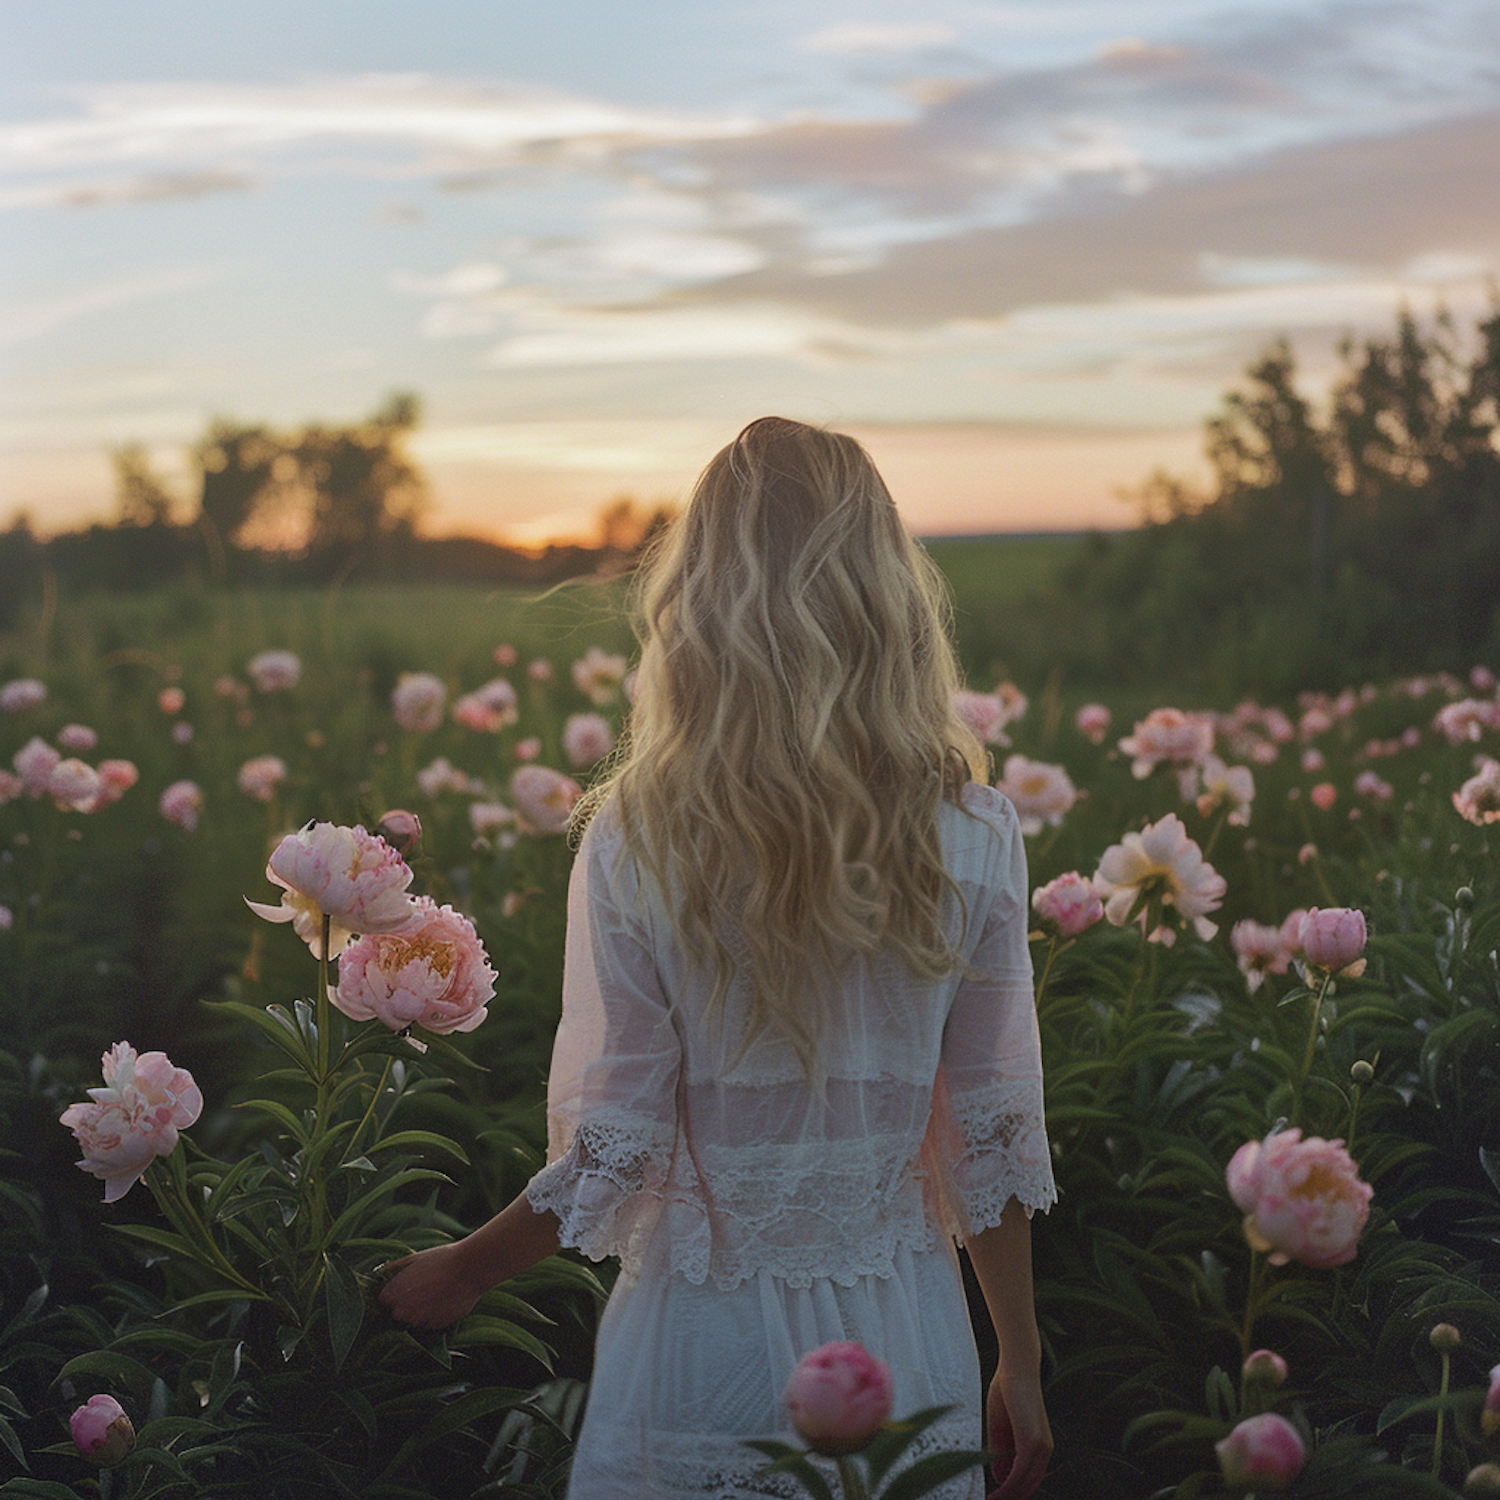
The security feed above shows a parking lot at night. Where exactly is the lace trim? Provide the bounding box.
[570,1407,983,1500]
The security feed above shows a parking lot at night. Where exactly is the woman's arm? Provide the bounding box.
[965,1197,1052,1500]
[377,1194,562,1330]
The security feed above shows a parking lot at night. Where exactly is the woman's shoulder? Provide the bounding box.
[941,781,1022,870]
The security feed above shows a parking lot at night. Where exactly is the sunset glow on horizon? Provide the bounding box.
[3,1,1499,546]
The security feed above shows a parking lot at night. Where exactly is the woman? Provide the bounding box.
[379,417,1055,1499]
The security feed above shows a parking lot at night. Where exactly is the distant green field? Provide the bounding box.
[922,532,1088,606]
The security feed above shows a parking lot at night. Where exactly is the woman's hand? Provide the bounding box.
[986,1370,1052,1500]
[376,1242,485,1330]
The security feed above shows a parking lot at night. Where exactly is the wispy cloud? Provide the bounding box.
[0,265,230,345]
[796,23,959,54]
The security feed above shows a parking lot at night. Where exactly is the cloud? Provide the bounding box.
[0,266,230,346]
[0,170,254,210]
[796,23,959,55]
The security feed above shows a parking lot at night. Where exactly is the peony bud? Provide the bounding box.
[1216,1412,1305,1492]
[1483,1364,1500,1439]
[784,1341,893,1457]
[1467,1463,1500,1499]
[375,809,423,857]
[1430,1323,1462,1352]
[1241,1349,1289,1387]
[1299,907,1366,974]
[70,1394,135,1466]
[1456,886,1475,910]
[1350,1060,1375,1085]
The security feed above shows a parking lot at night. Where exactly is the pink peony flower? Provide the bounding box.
[236,755,288,802]
[784,1341,893,1457]
[452,693,503,733]
[562,712,616,770]
[1483,1364,1500,1438]
[1193,755,1255,825]
[1310,782,1338,810]
[1454,758,1500,825]
[996,755,1078,835]
[1300,748,1325,774]
[70,1393,136,1465]
[493,642,518,666]
[0,770,21,805]
[469,801,513,836]
[0,904,12,930]
[1231,920,1288,993]
[571,646,629,706]
[1279,908,1309,957]
[157,687,185,715]
[417,756,483,797]
[515,736,542,761]
[14,736,60,798]
[214,673,245,699]
[159,779,203,831]
[58,723,98,751]
[1226,1127,1372,1268]
[374,808,422,856]
[1242,1349,1289,1387]
[0,677,46,713]
[953,689,1015,747]
[335,896,496,1034]
[1216,1413,1305,1491]
[247,650,301,692]
[171,721,194,745]
[59,1042,203,1203]
[1093,813,1226,941]
[1434,698,1500,746]
[49,758,102,812]
[1299,907,1366,974]
[1354,769,1392,802]
[1075,703,1111,744]
[1032,872,1103,937]
[1119,708,1214,779]
[391,672,447,733]
[245,821,420,958]
[511,765,582,836]
[528,657,554,683]
[97,759,140,799]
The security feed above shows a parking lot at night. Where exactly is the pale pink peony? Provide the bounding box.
[1119,707,1214,780]
[58,723,98,751]
[1279,908,1309,957]
[1226,1127,1372,1268]
[236,754,288,802]
[49,758,102,812]
[157,686,185,716]
[172,721,194,745]
[159,779,203,831]
[1216,1413,1305,1491]
[245,821,420,958]
[1434,698,1500,746]
[528,658,554,683]
[417,756,483,797]
[1193,755,1255,825]
[0,677,46,713]
[335,896,496,1034]
[1093,813,1226,941]
[784,1341,894,1457]
[1298,705,1334,741]
[571,646,629,706]
[1310,782,1337,810]
[247,649,301,692]
[1300,748,1325,773]
[1075,703,1111,744]
[1242,1349,1289,1387]
[452,693,503,733]
[94,759,138,805]
[1454,758,1500,825]
[493,642,518,666]
[59,1041,203,1203]
[1231,920,1288,993]
[511,765,582,836]
[469,801,514,836]
[996,755,1078,835]
[562,712,616,770]
[70,1393,136,1465]
[953,689,1016,747]
[391,672,447,733]
[0,769,21,805]
[1354,769,1392,802]
[14,736,60,798]
[1483,1364,1500,1438]
[515,736,542,761]
[0,904,12,930]
[214,673,246,699]
[1032,872,1103,936]
[1299,907,1366,974]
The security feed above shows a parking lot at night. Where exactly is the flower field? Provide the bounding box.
[2,574,1499,1499]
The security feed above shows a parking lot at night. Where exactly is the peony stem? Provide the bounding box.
[1034,936,1060,1011]
[146,1157,261,1296]
[1239,1250,1266,1367]
[1294,970,1333,1123]
[344,1056,393,1163]
[1433,1349,1450,1478]
[834,1455,870,1500]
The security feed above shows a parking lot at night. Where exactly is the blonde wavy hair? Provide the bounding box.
[576,417,987,1073]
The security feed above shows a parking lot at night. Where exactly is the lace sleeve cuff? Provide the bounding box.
[525,1113,672,1264]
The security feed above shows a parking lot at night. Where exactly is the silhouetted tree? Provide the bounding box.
[194,420,283,547]
[111,445,176,527]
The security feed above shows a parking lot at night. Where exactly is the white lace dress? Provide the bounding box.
[526,783,1056,1499]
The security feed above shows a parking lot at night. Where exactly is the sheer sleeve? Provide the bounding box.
[922,789,1056,1242]
[524,810,682,1263]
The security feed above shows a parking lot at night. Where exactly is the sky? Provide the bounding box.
[2,1,1499,544]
